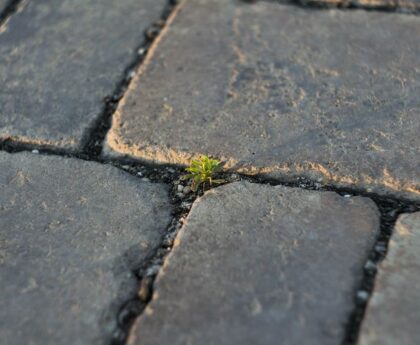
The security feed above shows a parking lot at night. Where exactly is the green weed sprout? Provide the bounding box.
[183,155,225,192]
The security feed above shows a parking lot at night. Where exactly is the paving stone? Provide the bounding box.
[106,0,420,201]
[0,0,166,150]
[358,212,420,345]
[128,181,380,345]
[0,152,172,345]
[298,0,420,11]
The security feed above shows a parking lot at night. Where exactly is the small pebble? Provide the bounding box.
[138,48,145,55]
[181,202,192,209]
[162,231,177,247]
[177,185,184,192]
[145,265,160,277]
[357,290,369,301]
[167,168,175,173]
[364,260,377,271]
[121,165,130,170]
[183,186,191,194]
[344,194,351,198]
[31,149,39,154]
[176,192,184,198]
[141,177,150,182]
[375,243,386,253]
[137,172,143,177]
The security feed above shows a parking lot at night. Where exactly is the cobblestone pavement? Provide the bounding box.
[0,1,419,345]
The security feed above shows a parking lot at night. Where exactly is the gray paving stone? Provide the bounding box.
[105,0,420,201]
[128,182,379,345]
[358,212,420,345]
[0,0,166,150]
[299,0,420,11]
[0,152,172,345]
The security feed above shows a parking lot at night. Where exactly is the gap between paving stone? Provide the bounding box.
[242,0,420,14]
[0,0,26,32]
[96,162,195,345]
[81,0,180,159]
[110,213,192,345]
[358,212,420,345]
[0,145,419,345]
[341,198,418,344]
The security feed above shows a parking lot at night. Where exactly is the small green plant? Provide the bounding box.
[183,155,225,192]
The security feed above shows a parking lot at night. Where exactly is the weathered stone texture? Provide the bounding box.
[359,212,420,345]
[0,0,166,150]
[128,182,379,345]
[106,0,420,200]
[0,152,172,345]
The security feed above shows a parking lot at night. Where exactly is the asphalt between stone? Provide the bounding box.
[0,0,166,151]
[358,212,420,345]
[0,152,172,345]
[127,181,380,345]
[105,0,420,201]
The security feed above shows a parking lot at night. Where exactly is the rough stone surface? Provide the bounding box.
[299,0,420,11]
[0,152,172,345]
[0,0,166,150]
[358,212,420,345]
[106,0,420,201]
[128,182,379,345]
